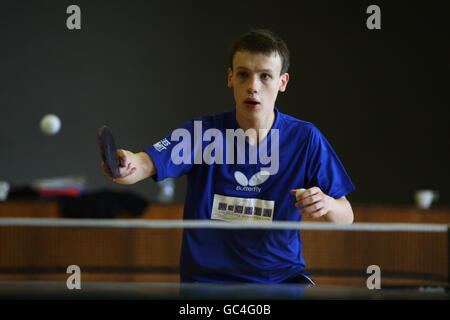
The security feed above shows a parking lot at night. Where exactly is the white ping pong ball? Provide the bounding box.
[40,114,61,135]
[296,188,307,198]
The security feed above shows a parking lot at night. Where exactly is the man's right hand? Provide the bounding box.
[101,149,155,184]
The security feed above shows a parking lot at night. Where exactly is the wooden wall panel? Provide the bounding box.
[0,201,448,286]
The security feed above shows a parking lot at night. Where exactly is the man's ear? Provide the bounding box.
[278,73,289,92]
[227,67,233,88]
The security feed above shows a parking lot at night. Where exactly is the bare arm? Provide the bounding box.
[321,196,354,224]
[101,149,156,184]
[290,187,354,224]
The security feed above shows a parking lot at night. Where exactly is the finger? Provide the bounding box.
[120,164,136,177]
[119,166,129,177]
[126,165,136,175]
[305,209,326,219]
[117,149,127,167]
[296,187,319,201]
[307,186,321,197]
[297,193,324,207]
[126,167,136,177]
[302,201,324,215]
[101,161,113,179]
[297,187,324,205]
[291,189,303,204]
[117,149,126,157]
[305,208,327,219]
[295,192,317,207]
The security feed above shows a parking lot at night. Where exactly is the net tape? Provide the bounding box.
[0,218,447,232]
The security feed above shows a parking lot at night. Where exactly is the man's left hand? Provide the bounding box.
[290,187,333,219]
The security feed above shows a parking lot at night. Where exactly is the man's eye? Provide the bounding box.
[237,72,248,78]
[261,73,271,80]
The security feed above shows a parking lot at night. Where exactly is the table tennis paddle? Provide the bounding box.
[98,125,121,179]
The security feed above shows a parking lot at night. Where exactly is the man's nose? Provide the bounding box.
[247,75,259,94]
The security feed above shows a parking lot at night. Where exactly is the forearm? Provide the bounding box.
[323,196,354,224]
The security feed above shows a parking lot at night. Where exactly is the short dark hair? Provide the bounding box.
[229,29,290,74]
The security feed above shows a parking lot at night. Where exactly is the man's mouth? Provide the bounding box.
[244,98,260,109]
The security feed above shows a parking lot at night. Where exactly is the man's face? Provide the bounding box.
[228,50,289,120]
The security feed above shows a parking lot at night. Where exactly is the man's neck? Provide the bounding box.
[236,109,276,146]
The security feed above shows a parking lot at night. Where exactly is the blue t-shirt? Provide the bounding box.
[145,107,355,283]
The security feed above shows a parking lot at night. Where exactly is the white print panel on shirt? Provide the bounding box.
[211,194,275,223]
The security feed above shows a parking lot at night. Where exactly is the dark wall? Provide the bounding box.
[0,0,448,205]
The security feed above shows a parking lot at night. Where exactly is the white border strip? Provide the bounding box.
[0,218,448,232]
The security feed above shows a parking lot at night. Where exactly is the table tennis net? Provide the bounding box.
[0,218,448,286]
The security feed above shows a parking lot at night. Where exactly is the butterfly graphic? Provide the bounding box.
[234,171,270,187]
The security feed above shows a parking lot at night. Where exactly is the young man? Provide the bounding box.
[102,29,355,283]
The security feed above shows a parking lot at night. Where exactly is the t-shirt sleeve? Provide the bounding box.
[144,120,197,182]
[305,126,355,199]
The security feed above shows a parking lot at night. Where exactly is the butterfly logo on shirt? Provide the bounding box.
[234,171,269,193]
